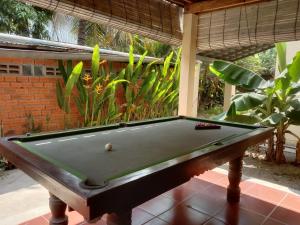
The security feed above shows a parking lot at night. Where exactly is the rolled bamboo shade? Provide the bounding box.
[197,0,300,61]
[19,0,183,46]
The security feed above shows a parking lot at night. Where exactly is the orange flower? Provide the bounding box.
[95,84,104,94]
[82,73,93,87]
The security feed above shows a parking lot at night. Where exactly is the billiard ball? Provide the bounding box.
[105,143,112,151]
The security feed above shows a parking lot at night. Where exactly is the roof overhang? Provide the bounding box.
[0,33,163,63]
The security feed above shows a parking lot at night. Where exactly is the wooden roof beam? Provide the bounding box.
[185,0,271,14]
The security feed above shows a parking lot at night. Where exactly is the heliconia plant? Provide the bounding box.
[118,46,181,121]
[210,43,300,164]
[56,44,181,127]
[56,45,128,127]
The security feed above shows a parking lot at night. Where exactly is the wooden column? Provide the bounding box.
[223,83,236,111]
[178,13,199,117]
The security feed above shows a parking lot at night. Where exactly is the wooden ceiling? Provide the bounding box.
[166,0,271,14]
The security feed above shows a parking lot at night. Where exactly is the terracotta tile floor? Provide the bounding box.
[20,170,300,225]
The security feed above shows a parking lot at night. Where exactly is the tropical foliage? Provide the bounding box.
[0,0,52,39]
[235,48,277,80]
[210,43,300,164]
[72,19,177,58]
[56,44,180,127]
[198,63,224,111]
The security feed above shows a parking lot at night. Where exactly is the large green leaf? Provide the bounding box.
[125,84,133,105]
[261,113,285,126]
[226,102,237,117]
[55,81,64,110]
[66,60,73,78]
[225,114,261,124]
[213,112,227,121]
[287,51,300,82]
[118,68,126,80]
[65,62,83,97]
[289,98,300,110]
[287,109,300,125]
[73,96,85,116]
[58,60,68,83]
[275,42,287,73]
[77,80,88,102]
[287,83,300,95]
[231,93,267,111]
[163,90,178,105]
[132,51,147,82]
[210,60,266,90]
[137,71,157,98]
[126,45,134,79]
[162,51,173,77]
[274,71,291,93]
[91,44,100,79]
[105,79,128,90]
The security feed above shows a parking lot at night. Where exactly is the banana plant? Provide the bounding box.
[210,43,300,164]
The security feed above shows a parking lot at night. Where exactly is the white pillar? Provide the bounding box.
[178,14,199,117]
[223,83,235,111]
[192,62,201,116]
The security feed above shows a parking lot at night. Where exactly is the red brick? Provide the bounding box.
[16,76,29,82]
[32,82,44,88]
[41,77,60,83]
[19,82,32,87]
[0,94,11,100]
[28,77,40,82]
[4,76,16,82]
[0,78,81,135]
[0,83,10,87]
[30,110,42,116]
[8,112,23,118]
[44,83,56,88]
[10,83,24,88]
[15,89,29,95]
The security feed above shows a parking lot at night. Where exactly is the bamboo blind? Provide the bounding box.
[197,0,300,61]
[19,0,183,46]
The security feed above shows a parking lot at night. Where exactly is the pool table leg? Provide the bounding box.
[106,210,132,225]
[49,193,68,225]
[227,156,243,203]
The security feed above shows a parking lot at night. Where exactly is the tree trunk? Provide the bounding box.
[265,135,275,161]
[77,19,87,45]
[295,140,300,165]
[275,125,286,163]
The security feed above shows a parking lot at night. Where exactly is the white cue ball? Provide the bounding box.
[105,143,113,151]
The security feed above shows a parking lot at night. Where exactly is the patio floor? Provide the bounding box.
[4,168,300,225]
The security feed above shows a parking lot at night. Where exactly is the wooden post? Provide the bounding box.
[223,83,235,111]
[227,156,243,203]
[49,193,68,225]
[178,13,199,117]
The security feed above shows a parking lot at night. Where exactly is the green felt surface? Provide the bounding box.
[14,119,252,187]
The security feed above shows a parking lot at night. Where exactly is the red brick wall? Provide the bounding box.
[0,75,80,136]
[0,59,131,136]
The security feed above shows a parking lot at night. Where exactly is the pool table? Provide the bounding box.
[0,116,273,225]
